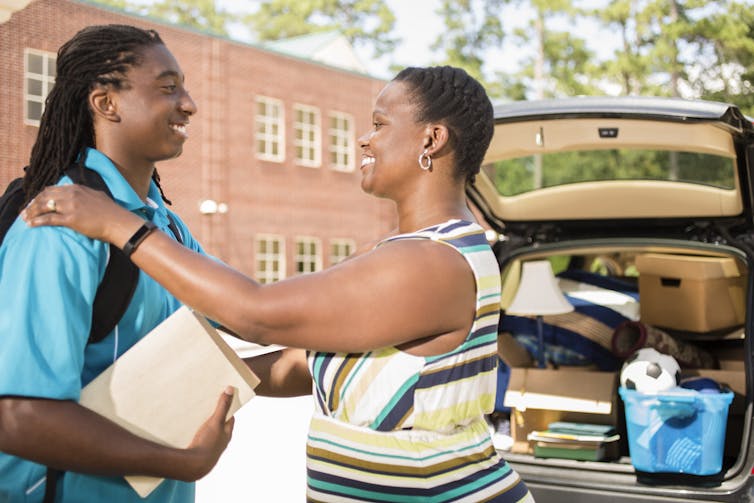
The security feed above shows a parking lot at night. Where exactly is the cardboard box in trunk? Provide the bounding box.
[636,253,745,333]
[503,367,619,454]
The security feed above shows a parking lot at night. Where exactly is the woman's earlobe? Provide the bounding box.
[422,128,438,151]
[434,125,450,148]
[424,125,450,156]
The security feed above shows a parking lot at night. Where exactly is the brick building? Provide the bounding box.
[0,0,395,279]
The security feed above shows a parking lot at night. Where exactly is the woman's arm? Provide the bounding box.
[0,389,234,481]
[23,185,477,353]
[244,348,312,397]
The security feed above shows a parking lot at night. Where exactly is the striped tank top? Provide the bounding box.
[306,220,533,502]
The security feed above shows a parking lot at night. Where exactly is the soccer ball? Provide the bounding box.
[620,347,681,393]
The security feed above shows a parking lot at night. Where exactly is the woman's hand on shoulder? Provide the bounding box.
[22,184,143,246]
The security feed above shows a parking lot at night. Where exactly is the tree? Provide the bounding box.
[90,0,754,115]
[90,0,236,36]
[146,0,235,36]
[497,0,600,188]
[594,0,754,114]
[430,0,505,92]
[593,0,650,95]
[686,1,754,115]
[245,0,398,59]
[91,0,130,9]
[508,0,601,99]
[430,0,600,100]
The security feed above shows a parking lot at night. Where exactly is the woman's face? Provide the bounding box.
[358,81,426,198]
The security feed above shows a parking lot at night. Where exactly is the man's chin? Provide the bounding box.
[167,146,184,160]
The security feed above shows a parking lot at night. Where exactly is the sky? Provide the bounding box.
[368,1,561,78]
[369,1,445,78]
[153,0,754,87]
[217,0,613,81]
[218,0,446,79]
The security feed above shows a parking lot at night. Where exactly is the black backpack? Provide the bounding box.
[0,164,183,342]
[0,165,184,502]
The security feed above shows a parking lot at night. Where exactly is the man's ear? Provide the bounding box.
[422,124,450,156]
[89,86,120,123]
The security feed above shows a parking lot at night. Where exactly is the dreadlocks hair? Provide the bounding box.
[393,66,494,184]
[24,24,172,205]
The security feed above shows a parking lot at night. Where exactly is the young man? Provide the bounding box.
[0,25,233,502]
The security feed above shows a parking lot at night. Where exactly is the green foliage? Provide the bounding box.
[512,26,602,98]
[594,0,646,94]
[88,0,754,116]
[90,0,129,9]
[488,149,735,197]
[689,1,754,116]
[146,0,233,35]
[425,0,754,111]
[246,0,398,58]
[477,0,603,100]
[591,0,754,108]
[89,0,234,35]
[430,0,505,86]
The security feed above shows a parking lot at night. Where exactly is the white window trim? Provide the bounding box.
[295,236,322,274]
[329,111,355,172]
[255,96,285,163]
[329,238,356,266]
[23,48,56,127]
[294,103,321,168]
[255,233,286,283]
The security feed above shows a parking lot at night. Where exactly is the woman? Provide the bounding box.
[24,66,534,502]
[0,24,233,502]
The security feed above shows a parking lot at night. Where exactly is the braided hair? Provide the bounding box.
[393,66,494,183]
[24,24,172,205]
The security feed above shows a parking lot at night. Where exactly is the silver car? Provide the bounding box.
[470,96,754,502]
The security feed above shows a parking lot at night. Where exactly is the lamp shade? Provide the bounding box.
[506,260,574,316]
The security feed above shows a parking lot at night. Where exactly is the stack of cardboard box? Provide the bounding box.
[498,332,619,455]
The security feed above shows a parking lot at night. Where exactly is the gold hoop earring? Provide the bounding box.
[418,149,432,171]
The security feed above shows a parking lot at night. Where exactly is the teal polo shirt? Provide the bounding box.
[0,148,203,502]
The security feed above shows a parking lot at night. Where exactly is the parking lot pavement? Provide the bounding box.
[196,394,313,502]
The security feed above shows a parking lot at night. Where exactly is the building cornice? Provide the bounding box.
[0,0,33,23]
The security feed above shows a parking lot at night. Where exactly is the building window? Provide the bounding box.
[295,236,322,274]
[256,234,285,283]
[24,49,56,126]
[330,238,355,265]
[329,112,355,172]
[294,104,321,167]
[255,96,284,162]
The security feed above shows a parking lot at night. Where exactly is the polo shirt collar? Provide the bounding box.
[82,148,171,224]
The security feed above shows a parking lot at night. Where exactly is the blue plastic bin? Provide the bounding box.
[619,387,734,475]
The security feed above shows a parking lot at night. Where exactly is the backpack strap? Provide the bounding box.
[63,165,141,345]
[38,167,184,498]
[0,177,26,248]
[89,242,139,344]
[64,166,185,342]
[166,213,184,245]
[43,468,62,503]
